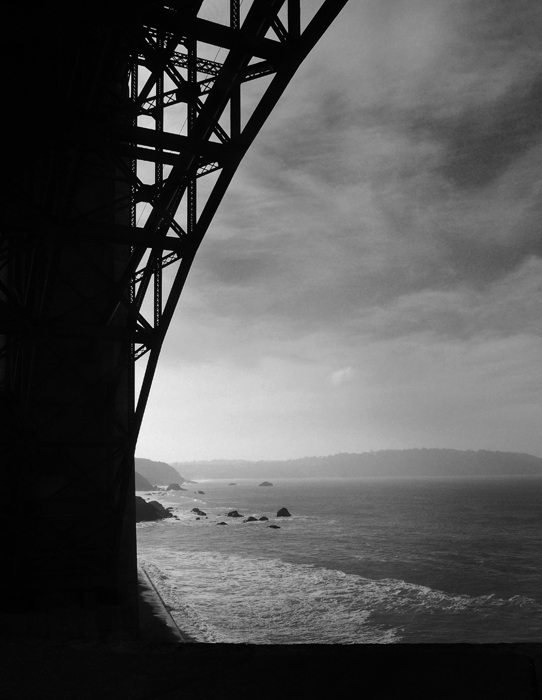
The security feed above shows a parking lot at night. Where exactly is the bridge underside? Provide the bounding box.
[1,0,346,640]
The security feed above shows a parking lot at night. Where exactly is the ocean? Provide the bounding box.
[136,477,542,644]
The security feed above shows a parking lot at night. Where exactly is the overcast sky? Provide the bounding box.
[136,0,542,463]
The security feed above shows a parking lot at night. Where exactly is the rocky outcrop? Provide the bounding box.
[226,510,243,517]
[216,521,227,525]
[191,507,207,516]
[148,501,171,517]
[228,483,237,486]
[258,516,269,521]
[277,507,291,517]
[195,490,205,494]
[135,496,173,522]
[267,524,281,529]
[243,516,258,522]
[167,483,185,491]
[259,481,273,486]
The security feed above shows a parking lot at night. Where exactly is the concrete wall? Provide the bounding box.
[1,6,139,640]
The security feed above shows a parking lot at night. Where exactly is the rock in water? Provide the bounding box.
[167,483,183,491]
[191,507,206,516]
[243,516,258,522]
[259,516,269,521]
[276,507,291,517]
[216,521,227,525]
[267,525,281,529]
[259,481,273,486]
[148,501,171,517]
[195,490,205,494]
[135,496,172,522]
[226,510,243,518]
[228,483,237,486]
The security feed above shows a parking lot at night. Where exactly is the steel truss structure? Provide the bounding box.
[1,0,347,639]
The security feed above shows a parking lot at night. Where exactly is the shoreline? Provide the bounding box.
[136,480,542,645]
[137,566,186,643]
[137,559,210,643]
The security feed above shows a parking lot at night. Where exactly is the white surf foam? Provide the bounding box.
[138,549,400,643]
[137,547,542,644]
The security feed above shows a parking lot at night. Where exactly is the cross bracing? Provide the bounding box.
[107,0,349,445]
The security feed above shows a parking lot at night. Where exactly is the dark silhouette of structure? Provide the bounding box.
[1,0,347,640]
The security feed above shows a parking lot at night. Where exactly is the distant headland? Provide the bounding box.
[135,449,542,484]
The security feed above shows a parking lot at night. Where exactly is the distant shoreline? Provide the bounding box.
[137,474,542,488]
[136,450,542,487]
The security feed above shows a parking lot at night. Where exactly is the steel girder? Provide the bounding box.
[0,0,347,639]
[120,0,348,442]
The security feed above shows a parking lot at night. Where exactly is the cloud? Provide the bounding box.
[141,324,542,461]
[330,366,355,386]
[137,0,542,461]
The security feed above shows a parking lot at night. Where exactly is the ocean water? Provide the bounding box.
[136,477,542,644]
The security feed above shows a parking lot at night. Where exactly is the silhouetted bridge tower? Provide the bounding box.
[1,0,346,640]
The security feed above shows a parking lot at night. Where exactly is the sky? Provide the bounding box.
[136,0,542,463]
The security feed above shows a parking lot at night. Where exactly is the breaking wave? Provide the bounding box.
[137,549,542,644]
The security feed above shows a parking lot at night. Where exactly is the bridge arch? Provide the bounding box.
[1,0,347,640]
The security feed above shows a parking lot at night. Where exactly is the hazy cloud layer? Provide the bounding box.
[138,0,542,461]
[183,0,541,337]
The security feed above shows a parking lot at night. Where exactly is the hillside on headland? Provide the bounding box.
[134,471,154,490]
[171,449,542,480]
[135,457,186,486]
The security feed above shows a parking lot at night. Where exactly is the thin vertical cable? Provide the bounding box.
[230,0,241,139]
[187,11,197,238]
[154,32,164,328]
